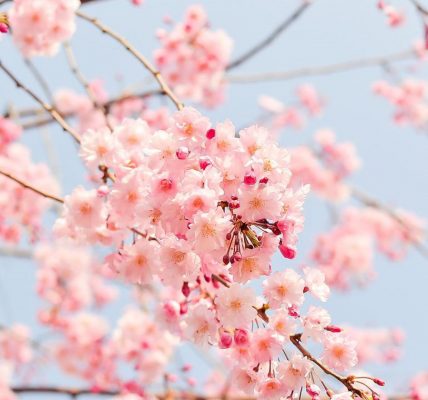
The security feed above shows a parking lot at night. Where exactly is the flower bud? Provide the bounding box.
[219,331,233,349]
[234,328,249,346]
[176,146,190,160]
[199,156,212,170]
[279,244,296,259]
[206,128,216,139]
[243,171,257,185]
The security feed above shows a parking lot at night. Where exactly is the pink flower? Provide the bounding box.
[239,185,282,222]
[215,284,257,328]
[322,335,358,371]
[410,371,428,400]
[256,378,286,400]
[188,208,232,253]
[303,306,331,342]
[278,354,312,392]
[112,239,159,284]
[9,0,80,57]
[183,303,218,345]
[250,329,283,363]
[303,267,330,302]
[263,269,305,309]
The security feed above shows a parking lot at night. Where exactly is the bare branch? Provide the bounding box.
[227,49,416,83]
[0,60,81,143]
[63,41,113,130]
[0,246,32,258]
[76,10,184,111]
[0,169,64,203]
[350,186,428,259]
[23,58,54,103]
[227,2,312,70]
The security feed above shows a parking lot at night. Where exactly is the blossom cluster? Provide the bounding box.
[377,1,405,27]
[289,129,360,201]
[35,241,117,324]
[344,326,404,365]
[9,0,80,57]
[0,117,58,244]
[311,206,425,289]
[44,107,388,399]
[0,325,32,400]
[373,79,428,130]
[258,85,324,134]
[154,5,233,107]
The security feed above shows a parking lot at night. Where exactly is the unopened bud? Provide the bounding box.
[199,156,212,170]
[176,146,190,160]
[206,128,216,139]
[243,171,257,185]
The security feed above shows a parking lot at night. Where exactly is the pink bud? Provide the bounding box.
[187,377,197,387]
[132,0,143,4]
[325,325,342,333]
[182,363,192,372]
[243,171,257,185]
[199,156,212,170]
[159,178,173,191]
[180,302,188,315]
[303,286,310,293]
[373,378,385,387]
[288,305,300,318]
[176,146,190,160]
[229,200,240,209]
[306,384,321,398]
[0,23,8,34]
[234,329,249,346]
[206,128,216,139]
[181,282,190,297]
[219,331,233,349]
[279,244,296,259]
[259,177,269,184]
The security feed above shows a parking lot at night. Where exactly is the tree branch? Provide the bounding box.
[226,2,312,70]
[227,49,416,83]
[0,60,81,143]
[63,41,113,130]
[0,169,64,203]
[76,10,184,111]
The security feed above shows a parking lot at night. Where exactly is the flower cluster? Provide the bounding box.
[259,85,324,134]
[35,241,117,325]
[344,326,404,364]
[312,207,425,289]
[377,1,405,27]
[53,308,177,391]
[289,130,360,201]
[373,79,428,130]
[9,0,80,57]
[154,5,233,107]
[0,118,58,244]
[46,107,385,399]
[0,325,33,400]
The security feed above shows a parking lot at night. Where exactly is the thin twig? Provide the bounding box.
[350,186,428,259]
[23,58,54,103]
[0,169,64,203]
[63,41,113,130]
[76,10,184,111]
[226,2,312,70]
[228,49,416,83]
[290,334,365,398]
[0,60,81,143]
[0,246,33,258]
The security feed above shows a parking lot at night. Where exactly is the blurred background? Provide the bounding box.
[0,0,428,397]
